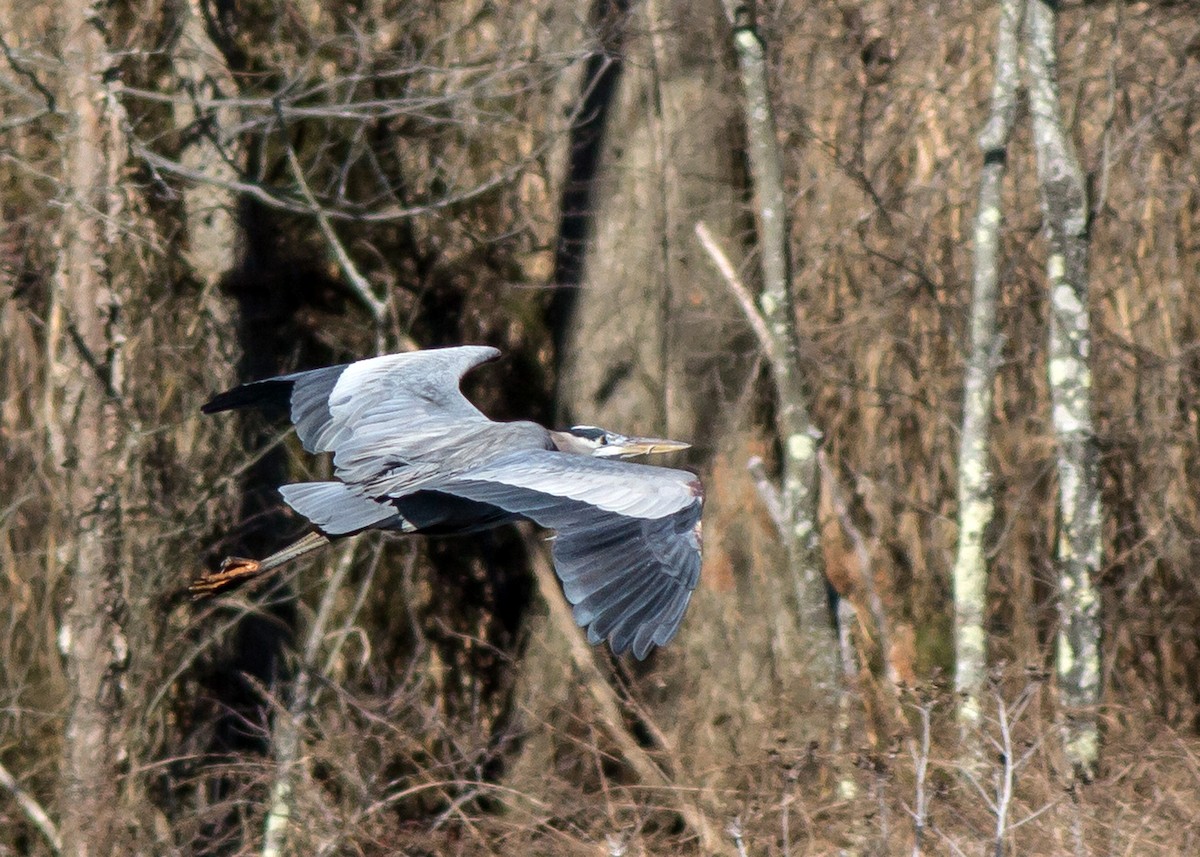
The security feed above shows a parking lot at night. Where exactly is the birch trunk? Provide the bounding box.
[51,0,131,852]
[720,3,840,695]
[1025,0,1102,779]
[953,0,1024,765]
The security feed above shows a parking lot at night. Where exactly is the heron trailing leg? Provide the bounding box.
[190,530,331,598]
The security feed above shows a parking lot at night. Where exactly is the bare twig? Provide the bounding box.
[0,28,56,114]
[319,538,385,677]
[135,143,527,223]
[130,67,596,228]
[0,759,62,854]
[747,455,785,536]
[262,540,360,857]
[818,449,899,700]
[986,685,1054,855]
[314,779,551,856]
[908,699,932,857]
[281,141,388,325]
[991,691,1016,857]
[952,682,1055,856]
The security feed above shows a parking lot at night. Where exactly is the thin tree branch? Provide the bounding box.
[262,540,360,857]
[694,221,779,367]
[0,28,57,114]
[134,143,527,223]
[0,759,62,854]
[818,449,898,700]
[747,454,785,537]
[282,141,388,324]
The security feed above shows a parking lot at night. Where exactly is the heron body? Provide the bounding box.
[200,346,703,659]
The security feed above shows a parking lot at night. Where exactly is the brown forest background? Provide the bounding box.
[2,0,1200,854]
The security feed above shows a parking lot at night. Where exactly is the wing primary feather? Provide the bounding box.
[579,569,654,633]
[652,589,694,646]
[569,564,641,623]
[614,580,672,652]
[609,578,677,655]
[201,378,294,414]
[590,572,665,653]
[630,589,677,659]
[626,579,677,636]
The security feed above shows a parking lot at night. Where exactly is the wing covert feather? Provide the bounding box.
[202,346,501,462]
[307,347,500,467]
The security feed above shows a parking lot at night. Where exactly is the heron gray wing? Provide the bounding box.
[202,346,503,476]
[297,346,499,455]
[429,451,703,658]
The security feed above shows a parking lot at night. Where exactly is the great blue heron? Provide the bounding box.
[194,346,702,658]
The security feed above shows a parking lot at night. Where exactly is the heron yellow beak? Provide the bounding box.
[602,436,692,458]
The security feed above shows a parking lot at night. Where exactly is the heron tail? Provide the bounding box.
[279,481,398,535]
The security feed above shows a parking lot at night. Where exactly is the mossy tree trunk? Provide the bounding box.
[721,0,841,700]
[1025,0,1102,780]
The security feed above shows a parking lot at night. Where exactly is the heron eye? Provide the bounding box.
[599,436,608,445]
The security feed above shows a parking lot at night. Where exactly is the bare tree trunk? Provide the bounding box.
[953,0,1024,768]
[1024,0,1102,780]
[555,0,751,443]
[50,1,131,853]
[172,0,241,296]
[718,2,840,695]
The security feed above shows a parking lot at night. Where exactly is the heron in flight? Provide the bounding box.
[194,346,702,659]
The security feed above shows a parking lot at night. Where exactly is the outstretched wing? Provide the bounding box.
[202,346,501,483]
[430,451,703,659]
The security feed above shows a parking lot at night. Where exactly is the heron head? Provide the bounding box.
[552,425,691,459]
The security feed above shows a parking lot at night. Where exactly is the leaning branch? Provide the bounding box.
[528,545,729,855]
[281,143,388,325]
[694,222,778,367]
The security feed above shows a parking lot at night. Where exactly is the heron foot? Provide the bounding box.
[189,556,263,599]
